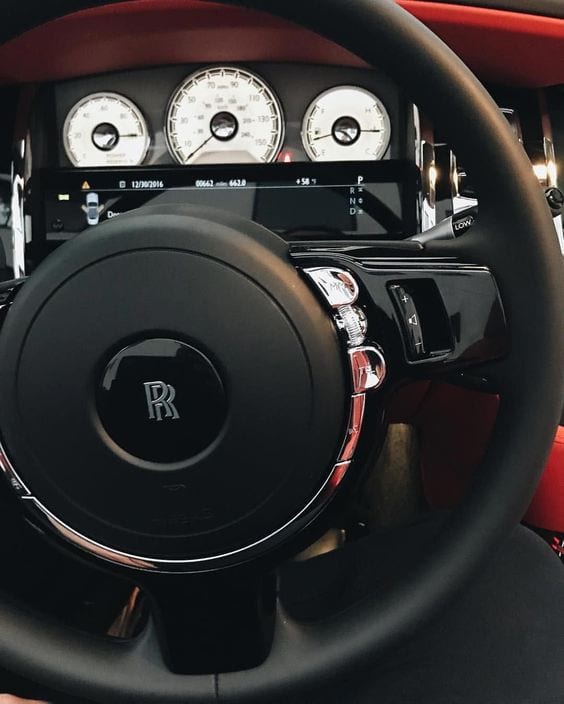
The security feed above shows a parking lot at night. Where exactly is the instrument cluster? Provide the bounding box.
[57,64,398,168]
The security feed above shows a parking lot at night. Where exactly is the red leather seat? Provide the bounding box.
[525,425,564,532]
[389,384,564,532]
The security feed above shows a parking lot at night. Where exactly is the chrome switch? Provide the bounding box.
[348,345,387,393]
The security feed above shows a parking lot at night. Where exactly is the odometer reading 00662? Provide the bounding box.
[165,66,284,165]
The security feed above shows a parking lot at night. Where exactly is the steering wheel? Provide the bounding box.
[0,0,562,702]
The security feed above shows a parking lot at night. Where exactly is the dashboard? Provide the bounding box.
[1,4,563,280]
[23,62,420,261]
[57,65,395,167]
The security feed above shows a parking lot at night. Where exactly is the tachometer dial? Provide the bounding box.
[302,86,391,162]
[63,92,149,167]
[166,66,284,165]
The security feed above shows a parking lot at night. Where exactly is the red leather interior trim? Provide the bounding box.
[525,426,564,532]
[0,0,366,85]
[0,0,563,86]
[401,1,564,86]
[385,382,431,424]
[412,383,499,509]
[409,384,563,529]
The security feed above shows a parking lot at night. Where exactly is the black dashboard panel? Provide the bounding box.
[16,60,559,275]
[38,160,418,243]
[22,61,419,260]
[48,63,410,167]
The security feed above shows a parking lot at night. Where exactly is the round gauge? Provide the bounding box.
[63,92,150,167]
[302,86,391,162]
[166,66,284,165]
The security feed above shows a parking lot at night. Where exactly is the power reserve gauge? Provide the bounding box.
[302,86,391,162]
[63,92,150,168]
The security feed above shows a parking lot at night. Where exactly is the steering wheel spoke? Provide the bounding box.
[293,231,509,392]
[139,569,277,675]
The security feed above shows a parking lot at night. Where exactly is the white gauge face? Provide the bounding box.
[166,67,284,165]
[63,93,150,168]
[302,86,391,162]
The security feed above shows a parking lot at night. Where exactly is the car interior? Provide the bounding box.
[0,0,562,702]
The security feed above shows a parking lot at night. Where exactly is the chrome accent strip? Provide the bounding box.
[10,141,27,279]
[0,440,31,496]
[339,394,365,462]
[450,150,478,215]
[539,91,564,254]
[413,106,436,232]
[500,107,524,144]
[38,504,156,569]
[20,448,357,571]
[107,587,144,638]
[10,87,35,279]
[328,461,351,491]
[356,260,480,271]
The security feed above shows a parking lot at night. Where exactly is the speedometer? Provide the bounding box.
[165,67,284,165]
[63,92,149,167]
[302,86,391,162]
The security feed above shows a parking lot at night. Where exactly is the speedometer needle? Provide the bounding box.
[185,134,214,162]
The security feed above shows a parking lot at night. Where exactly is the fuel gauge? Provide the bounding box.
[302,86,391,162]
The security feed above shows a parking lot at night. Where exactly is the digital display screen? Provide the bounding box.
[38,161,418,242]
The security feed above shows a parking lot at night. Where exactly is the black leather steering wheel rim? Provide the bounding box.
[0,1,562,702]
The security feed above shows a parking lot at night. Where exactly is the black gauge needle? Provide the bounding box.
[312,128,382,141]
[185,134,214,161]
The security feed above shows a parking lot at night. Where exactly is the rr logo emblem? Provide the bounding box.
[143,381,180,422]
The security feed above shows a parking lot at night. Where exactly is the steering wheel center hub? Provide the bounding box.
[98,338,227,464]
[0,208,347,569]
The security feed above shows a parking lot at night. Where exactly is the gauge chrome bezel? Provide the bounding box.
[165,65,285,166]
[301,85,392,162]
[63,91,150,168]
